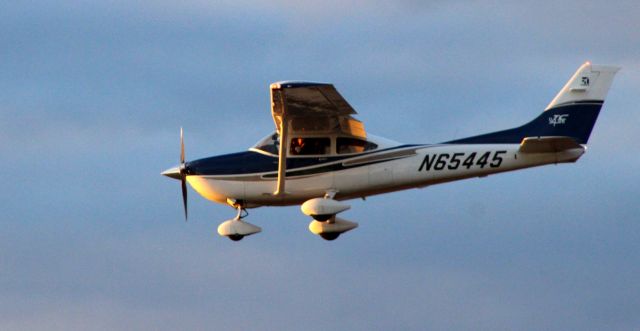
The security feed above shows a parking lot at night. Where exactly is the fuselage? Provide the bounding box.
[182,137,585,208]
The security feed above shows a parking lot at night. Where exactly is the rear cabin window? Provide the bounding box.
[290,137,330,156]
[337,137,377,154]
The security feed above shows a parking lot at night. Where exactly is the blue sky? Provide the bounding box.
[1,1,639,330]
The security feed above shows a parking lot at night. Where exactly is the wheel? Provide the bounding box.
[313,214,333,222]
[228,234,244,241]
[319,232,340,241]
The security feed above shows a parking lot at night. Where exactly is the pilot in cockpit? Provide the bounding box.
[290,138,306,155]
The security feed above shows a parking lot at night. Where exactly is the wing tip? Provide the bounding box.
[270,81,331,89]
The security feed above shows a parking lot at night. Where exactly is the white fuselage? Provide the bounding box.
[186,143,585,207]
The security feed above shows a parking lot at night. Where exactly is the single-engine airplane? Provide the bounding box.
[162,62,619,241]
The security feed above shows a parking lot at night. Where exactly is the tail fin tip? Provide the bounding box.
[545,62,620,111]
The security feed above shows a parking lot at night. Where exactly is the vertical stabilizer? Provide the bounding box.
[545,62,620,110]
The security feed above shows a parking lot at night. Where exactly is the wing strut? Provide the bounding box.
[273,90,288,196]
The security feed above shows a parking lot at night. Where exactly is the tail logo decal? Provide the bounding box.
[549,114,569,126]
[581,76,590,86]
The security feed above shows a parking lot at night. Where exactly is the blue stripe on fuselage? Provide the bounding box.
[185,145,423,176]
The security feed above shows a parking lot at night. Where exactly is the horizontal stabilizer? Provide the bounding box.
[519,136,583,153]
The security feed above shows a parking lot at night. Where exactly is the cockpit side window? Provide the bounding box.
[290,137,330,156]
[336,137,378,154]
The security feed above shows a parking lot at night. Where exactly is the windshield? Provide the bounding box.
[250,132,279,155]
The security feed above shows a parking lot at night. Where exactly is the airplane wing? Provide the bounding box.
[269,81,366,195]
[270,81,366,138]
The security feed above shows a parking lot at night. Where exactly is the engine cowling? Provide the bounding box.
[301,198,350,221]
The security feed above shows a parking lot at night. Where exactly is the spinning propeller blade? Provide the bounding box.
[181,173,188,221]
[180,127,185,164]
[179,127,188,221]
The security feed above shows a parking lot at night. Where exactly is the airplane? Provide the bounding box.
[162,62,619,241]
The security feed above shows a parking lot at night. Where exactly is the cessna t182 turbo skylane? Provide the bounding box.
[162,62,619,241]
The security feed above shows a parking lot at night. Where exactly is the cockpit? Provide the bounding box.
[250,131,381,157]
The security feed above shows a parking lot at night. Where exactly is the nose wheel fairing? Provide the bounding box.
[217,205,262,241]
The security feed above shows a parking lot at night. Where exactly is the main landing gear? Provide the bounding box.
[302,194,358,241]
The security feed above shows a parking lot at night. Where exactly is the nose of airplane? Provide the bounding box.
[161,166,182,180]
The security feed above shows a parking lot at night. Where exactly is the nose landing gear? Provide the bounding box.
[217,204,261,241]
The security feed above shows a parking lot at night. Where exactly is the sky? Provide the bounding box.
[1,1,639,330]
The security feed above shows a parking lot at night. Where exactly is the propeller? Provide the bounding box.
[161,127,190,221]
[179,127,188,221]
